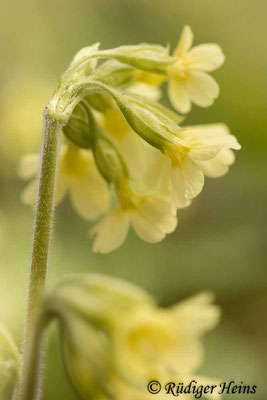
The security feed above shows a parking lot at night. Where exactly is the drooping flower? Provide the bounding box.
[19,143,110,220]
[145,123,241,208]
[167,25,225,113]
[90,178,177,253]
[47,274,221,400]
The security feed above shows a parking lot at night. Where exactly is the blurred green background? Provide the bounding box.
[0,0,266,399]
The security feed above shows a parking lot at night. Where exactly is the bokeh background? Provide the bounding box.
[0,0,266,398]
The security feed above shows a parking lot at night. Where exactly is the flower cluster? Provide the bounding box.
[45,274,221,400]
[19,26,240,253]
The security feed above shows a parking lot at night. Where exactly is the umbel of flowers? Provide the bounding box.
[0,26,241,400]
[19,25,240,253]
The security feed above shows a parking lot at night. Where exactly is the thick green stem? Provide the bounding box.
[16,112,61,400]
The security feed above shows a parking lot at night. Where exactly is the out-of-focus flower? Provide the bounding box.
[90,178,177,253]
[167,25,225,113]
[19,143,110,220]
[47,274,221,400]
[0,324,20,399]
[146,123,241,208]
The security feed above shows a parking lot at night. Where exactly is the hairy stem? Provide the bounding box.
[17,112,61,400]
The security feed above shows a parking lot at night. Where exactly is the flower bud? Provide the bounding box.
[89,82,182,151]
[91,60,134,87]
[98,44,175,73]
[63,106,92,149]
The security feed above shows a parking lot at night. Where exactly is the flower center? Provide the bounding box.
[168,57,190,81]
[116,180,140,211]
[166,143,191,167]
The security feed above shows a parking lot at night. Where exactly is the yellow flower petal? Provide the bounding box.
[91,209,130,253]
[173,25,194,56]
[181,123,241,161]
[69,167,110,220]
[127,82,162,101]
[186,71,219,107]
[188,44,225,72]
[182,158,204,200]
[197,149,235,178]
[171,291,221,336]
[131,196,177,243]
[168,79,191,114]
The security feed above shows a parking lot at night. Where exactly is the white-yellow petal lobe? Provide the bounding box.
[197,149,235,178]
[188,44,225,72]
[69,167,110,221]
[131,196,177,243]
[128,82,162,102]
[186,71,219,107]
[91,209,130,254]
[171,291,221,336]
[174,25,194,56]
[182,158,205,200]
[181,123,241,161]
[168,79,191,114]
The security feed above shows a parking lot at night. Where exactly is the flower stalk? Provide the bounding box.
[16,112,61,400]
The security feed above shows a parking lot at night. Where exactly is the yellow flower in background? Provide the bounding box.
[168,25,225,113]
[146,123,240,208]
[113,291,220,382]
[19,143,110,220]
[49,274,221,400]
[91,179,177,253]
[0,324,20,398]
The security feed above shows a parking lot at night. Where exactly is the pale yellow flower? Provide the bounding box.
[168,25,225,113]
[51,274,221,400]
[19,143,110,220]
[146,123,240,208]
[90,179,177,253]
[113,291,220,382]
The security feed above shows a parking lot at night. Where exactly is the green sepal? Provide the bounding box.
[90,60,134,87]
[85,93,116,113]
[63,103,92,149]
[74,81,182,151]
